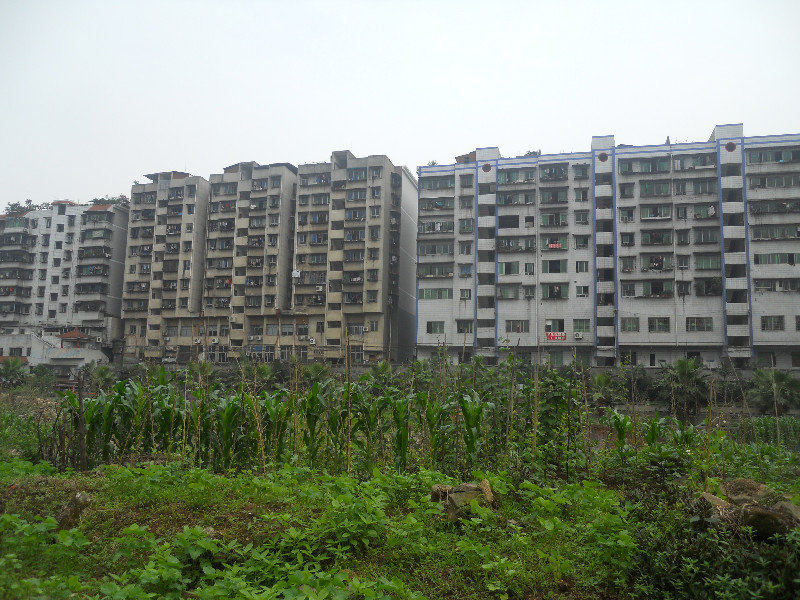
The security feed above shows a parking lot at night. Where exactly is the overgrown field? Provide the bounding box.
[1,359,799,599]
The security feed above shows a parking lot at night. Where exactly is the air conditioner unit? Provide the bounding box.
[316,285,325,292]
[574,332,583,340]
[163,337,170,341]
[678,265,688,270]
[248,335,254,341]
[250,204,258,209]
[308,337,316,345]
[363,326,370,333]
[211,337,219,344]
[193,337,202,344]
[255,335,262,341]
[96,336,102,343]
[298,335,308,341]
[641,267,649,272]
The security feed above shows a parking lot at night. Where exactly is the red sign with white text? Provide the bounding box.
[546,332,567,341]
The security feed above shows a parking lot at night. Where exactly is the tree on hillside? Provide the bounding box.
[0,357,27,388]
[748,368,800,416]
[660,358,708,419]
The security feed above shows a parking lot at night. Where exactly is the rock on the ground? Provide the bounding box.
[430,484,452,502]
[56,491,92,530]
[716,478,800,539]
[741,505,790,539]
[442,479,495,522]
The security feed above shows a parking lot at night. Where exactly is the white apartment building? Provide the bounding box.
[0,200,129,374]
[416,124,800,370]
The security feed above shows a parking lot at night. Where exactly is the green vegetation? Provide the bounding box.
[1,357,799,599]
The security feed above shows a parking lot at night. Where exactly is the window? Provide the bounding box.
[524,263,535,275]
[420,175,454,190]
[506,320,529,333]
[458,218,474,234]
[693,180,717,195]
[545,319,564,332]
[460,288,471,300]
[574,211,589,225]
[459,264,472,277]
[460,174,474,188]
[419,288,453,300]
[542,259,567,274]
[523,285,536,298]
[575,261,589,273]
[574,235,589,249]
[456,320,473,334]
[640,181,670,197]
[426,321,445,334]
[575,285,589,297]
[621,317,639,332]
[620,256,635,272]
[547,351,563,366]
[621,282,635,297]
[366,290,378,302]
[575,188,589,202]
[686,317,713,332]
[761,316,784,331]
[459,196,473,209]
[573,319,590,333]
[695,254,721,270]
[620,232,635,246]
[674,181,687,196]
[619,183,634,198]
[641,205,671,219]
[648,317,670,333]
[459,241,472,255]
[695,228,719,244]
[542,283,567,299]
[498,261,519,275]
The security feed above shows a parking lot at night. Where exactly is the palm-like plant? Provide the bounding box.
[748,369,800,416]
[0,357,27,388]
[591,373,617,406]
[660,358,707,420]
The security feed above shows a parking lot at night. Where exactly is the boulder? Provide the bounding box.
[741,505,789,539]
[442,479,494,522]
[695,492,732,519]
[430,484,452,503]
[56,491,92,530]
[722,478,772,506]
[772,501,800,528]
[716,478,800,539]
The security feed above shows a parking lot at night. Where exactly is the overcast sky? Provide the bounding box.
[1,0,798,210]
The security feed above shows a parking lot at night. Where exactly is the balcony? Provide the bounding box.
[723,225,745,239]
[0,252,34,266]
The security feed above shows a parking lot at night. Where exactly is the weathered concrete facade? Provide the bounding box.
[0,201,129,374]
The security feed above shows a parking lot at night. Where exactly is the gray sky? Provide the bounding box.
[1,0,798,210]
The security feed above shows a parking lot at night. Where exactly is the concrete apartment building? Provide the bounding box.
[416,124,800,370]
[122,172,211,363]
[0,201,129,374]
[122,152,418,365]
[291,151,417,364]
